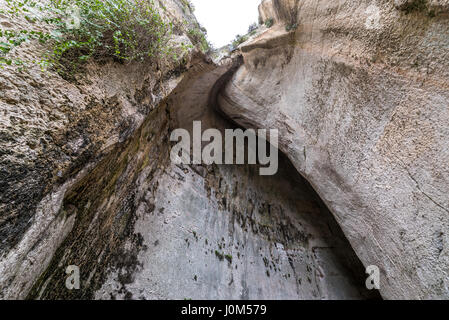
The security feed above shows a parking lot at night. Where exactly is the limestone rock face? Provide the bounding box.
[25,54,374,300]
[0,0,196,299]
[394,0,449,14]
[3,0,447,301]
[218,0,449,299]
[0,0,375,300]
[92,57,375,300]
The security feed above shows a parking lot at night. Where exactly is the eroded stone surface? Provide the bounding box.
[27,48,374,300]
[96,157,373,300]
[0,0,198,299]
[218,0,449,299]
[3,0,446,301]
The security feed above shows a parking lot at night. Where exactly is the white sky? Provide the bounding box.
[190,0,261,48]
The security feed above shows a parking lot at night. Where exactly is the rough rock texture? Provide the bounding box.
[92,59,375,300]
[0,0,376,300]
[394,0,449,14]
[95,157,373,300]
[218,0,449,299]
[4,0,447,301]
[0,0,197,299]
[24,52,376,300]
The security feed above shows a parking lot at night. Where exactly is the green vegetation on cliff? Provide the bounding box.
[0,0,177,74]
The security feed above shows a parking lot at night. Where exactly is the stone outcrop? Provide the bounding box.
[23,51,375,300]
[218,0,449,299]
[1,0,447,300]
[0,0,377,300]
[92,56,375,300]
[0,0,197,299]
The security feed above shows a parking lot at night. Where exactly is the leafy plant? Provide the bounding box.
[187,27,210,52]
[248,22,258,33]
[265,18,274,28]
[181,0,195,13]
[285,23,298,32]
[0,0,175,76]
[232,34,248,47]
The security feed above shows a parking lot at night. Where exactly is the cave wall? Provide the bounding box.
[96,152,374,300]
[3,0,446,300]
[26,50,375,300]
[93,69,376,299]
[0,0,199,299]
[218,0,449,299]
